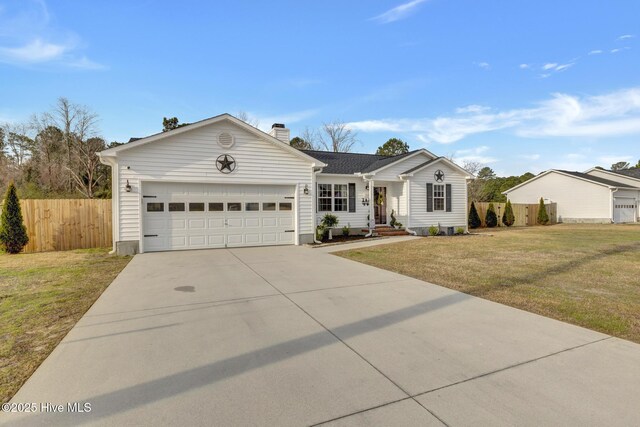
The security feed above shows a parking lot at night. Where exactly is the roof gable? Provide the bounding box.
[400,157,474,177]
[98,113,324,167]
[504,169,638,194]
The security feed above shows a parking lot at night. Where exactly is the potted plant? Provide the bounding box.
[390,209,397,228]
[321,213,339,240]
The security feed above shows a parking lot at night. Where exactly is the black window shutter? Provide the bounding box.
[348,183,356,212]
[426,183,433,212]
[446,184,452,212]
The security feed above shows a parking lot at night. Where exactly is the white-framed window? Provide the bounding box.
[318,184,333,211]
[334,184,348,212]
[318,183,350,212]
[433,184,445,211]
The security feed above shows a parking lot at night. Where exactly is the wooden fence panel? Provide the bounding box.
[1,199,112,253]
[471,202,557,227]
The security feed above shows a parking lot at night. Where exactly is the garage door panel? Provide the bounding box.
[143,183,296,251]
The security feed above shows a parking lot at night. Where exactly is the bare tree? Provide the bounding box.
[299,126,320,150]
[236,111,260,128]
[2,122,34,167]
[319,120,358,153]
[462,160,485,202]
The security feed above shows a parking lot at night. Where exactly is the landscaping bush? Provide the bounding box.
[455,227,465,235]
[0,182,29,254]
[537,197,549,225]
[342,224,350,237]
[502,199,515,227]
[485,202,498,228]
[428,225,439,236]
[468,202,481,229]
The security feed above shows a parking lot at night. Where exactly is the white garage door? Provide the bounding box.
[613,198,636,223]
[142,182,296,252]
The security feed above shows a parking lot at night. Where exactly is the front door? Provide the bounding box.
[374,187,387,225]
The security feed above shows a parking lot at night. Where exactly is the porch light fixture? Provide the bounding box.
[303,184,309,195]
[125,180,132,193]
[362,197,370,206]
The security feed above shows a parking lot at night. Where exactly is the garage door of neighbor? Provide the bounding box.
[613,198,636,223]
[142,182,296,252]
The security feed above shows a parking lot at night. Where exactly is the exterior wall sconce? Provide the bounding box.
[362,198,370,206]
[125,180,132,193]
[303,184,309,195]
[365,184,369,190]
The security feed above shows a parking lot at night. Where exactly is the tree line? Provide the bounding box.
[1,97,116,199]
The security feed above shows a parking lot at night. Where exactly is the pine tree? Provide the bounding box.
[0,182,30,254]
[502,200,515,227]
[537,197,549,225]
[468,202,481,229]
[485,202,498,227]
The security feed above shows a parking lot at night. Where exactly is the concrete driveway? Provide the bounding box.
[4,241,640,426]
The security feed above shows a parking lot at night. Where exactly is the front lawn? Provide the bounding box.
[0,249,131,403]
[337,224,640,343]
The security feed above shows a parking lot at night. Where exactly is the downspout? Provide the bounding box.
[312,168,323,244]
[363,176,374,237]
[611,188,618,223]
[402,176,418,236]
[98,153,118,254]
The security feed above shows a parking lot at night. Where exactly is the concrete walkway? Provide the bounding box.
[3,244,639,426]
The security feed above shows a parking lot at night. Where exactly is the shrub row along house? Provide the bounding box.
[98,114,472,254]
[503,168,640,224]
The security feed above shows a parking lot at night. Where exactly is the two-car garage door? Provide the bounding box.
[142,182,296,252]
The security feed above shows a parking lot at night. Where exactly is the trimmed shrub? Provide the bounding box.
[342,224,350,237]
[502,200,515,227]
[455,227,465,235]
[485,202,498,228]
[468,202,481,229]
[537,197,549,225]
[0,182,29,254]
[428,225,439,236]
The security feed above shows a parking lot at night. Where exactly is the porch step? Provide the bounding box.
[371,226,411,236]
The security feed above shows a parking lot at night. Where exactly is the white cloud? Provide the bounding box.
[519,154,541,161]
[371,0,428,24]
[598,155,633,165]
[0,1,102,69]
[554,63,574,72]
[588,49,603,55]
[617,34,635,41]
[453,146,497,164]
[476,61,490,70]
[347,87,640,144]
[542,63,558,70]
[0,38,67,63]
[456,105,490,114]
[610,47,630,54]
[519,63,530,69]
[255,109,320,131]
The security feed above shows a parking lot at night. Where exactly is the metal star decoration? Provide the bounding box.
[216,154,236,174]
[434,169,445,182]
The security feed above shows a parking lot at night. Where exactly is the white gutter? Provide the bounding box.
[401,177,418,236]
[312,169,323,244]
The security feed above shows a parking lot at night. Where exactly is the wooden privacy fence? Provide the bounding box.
[4,199,112,253]
[471,202,557,227]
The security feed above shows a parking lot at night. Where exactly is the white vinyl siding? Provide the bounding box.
[409,163,467,228]
[116,121,314,244]
[372,152,436,181]
[505,172,613,222]
[316,176,368,227]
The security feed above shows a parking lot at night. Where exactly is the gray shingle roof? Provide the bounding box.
[301,150,420,174]
[557,170,639,188]
[610,168,640,180]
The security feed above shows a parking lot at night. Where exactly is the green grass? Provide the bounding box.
[0,249,131,403]
[337,224,640,343]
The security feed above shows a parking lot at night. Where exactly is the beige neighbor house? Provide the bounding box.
[503,168,640,224]
[99,114,472,255]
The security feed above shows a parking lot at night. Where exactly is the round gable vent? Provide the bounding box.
[218,132,235,148]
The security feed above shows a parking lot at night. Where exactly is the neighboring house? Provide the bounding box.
[503,169,640,224]
[99,114,471,254]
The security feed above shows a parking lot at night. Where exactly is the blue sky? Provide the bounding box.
[1,0,639,176]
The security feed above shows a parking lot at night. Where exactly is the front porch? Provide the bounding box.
[369,180,408,227]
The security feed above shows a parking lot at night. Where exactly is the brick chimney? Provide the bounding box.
[268,123,290,143]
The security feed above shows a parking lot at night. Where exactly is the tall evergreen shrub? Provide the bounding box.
[468,202,481,229]
[502,200,515,227]
[485,202,498,227]
[537,197,549,225]
[0,182,29,254]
